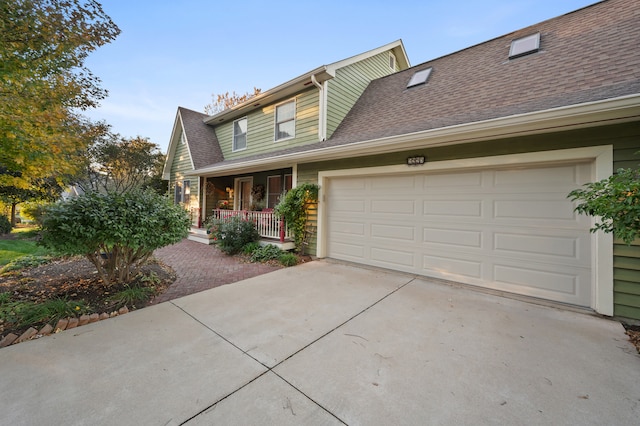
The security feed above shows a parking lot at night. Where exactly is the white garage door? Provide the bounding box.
[326,162,594,306]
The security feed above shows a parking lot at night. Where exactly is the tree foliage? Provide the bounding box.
[204,87,262,115]
[274,183,319,254]
[0,0,120,189]
[568,168,640,244]
[40,190,191,285]
[78,133,166,194]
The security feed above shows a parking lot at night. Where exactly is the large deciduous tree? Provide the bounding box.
[0,0,120,191]
[204,87,262,115]
[78,133,167,194]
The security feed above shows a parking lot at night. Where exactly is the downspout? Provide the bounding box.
[311,74,326,141]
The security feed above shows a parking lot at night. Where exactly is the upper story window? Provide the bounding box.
[180,131,186,145]
[233,117,247,151]
[389,52,396,71]
[275,100,295,141]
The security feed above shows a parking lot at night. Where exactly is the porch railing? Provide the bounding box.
[209,209,291,242]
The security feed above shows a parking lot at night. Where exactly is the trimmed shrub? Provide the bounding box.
[208,216,259,255]
[40,189,190,285]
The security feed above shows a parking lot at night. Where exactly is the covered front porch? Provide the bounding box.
[188,209,294,250]
[186,167,295,250]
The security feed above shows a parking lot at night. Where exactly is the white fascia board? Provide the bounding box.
[325,40,409,74]
[192,94,640,177]
[162,111,183,180]
[203,66,331,125]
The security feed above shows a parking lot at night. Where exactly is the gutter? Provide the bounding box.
[192,94,640,177]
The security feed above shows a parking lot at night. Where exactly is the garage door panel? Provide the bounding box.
[422,254,483,279]
[326,162,594,307]
[330,220,365,236]
[372,224,415,241]
[329,241,366,260]
[423,171,484,188]
[372,199,415,214]
[494,200,578,221]
[493,165,582,187]
[331,199,366,213]
[371,247,416,268]
[494,232,579,259]
[423,227,483,248]
[423,200,483,217]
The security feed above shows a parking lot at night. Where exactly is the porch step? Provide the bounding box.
[260,239,295,251]
[188,227,214,245]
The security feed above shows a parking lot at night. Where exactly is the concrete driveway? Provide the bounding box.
[1,260,638,425]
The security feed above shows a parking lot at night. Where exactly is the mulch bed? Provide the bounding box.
[0,256,175,340]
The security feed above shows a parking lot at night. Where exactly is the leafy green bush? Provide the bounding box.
[569,168,640,244]
[249,244,283,263]
[278,252,298,267]
[20,201,51,226]
[0,215,11,234]
[1,255,52,274]
[242,241,261,255]
[208,216,259,255]
[274,183,319,254]
[40,189,190,285]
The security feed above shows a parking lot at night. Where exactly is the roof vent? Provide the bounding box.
[407,67,432,88]
[509,33,540,59]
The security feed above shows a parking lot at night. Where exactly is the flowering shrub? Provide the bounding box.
[208,216,259,255]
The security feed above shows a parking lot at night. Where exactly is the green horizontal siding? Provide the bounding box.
[219,88,320,161]
[327,51,398,139]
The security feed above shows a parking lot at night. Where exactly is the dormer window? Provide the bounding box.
[407,67,432,88]
[389,52,397,71]
[180,132,186,145]
[509,33,540,59]
[275,99,296,141]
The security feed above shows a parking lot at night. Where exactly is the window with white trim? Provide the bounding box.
[266,174,293,208]
[389,52,396,71]
[174,180,190,204]
[275,100,295,141]
[233,117,247,151]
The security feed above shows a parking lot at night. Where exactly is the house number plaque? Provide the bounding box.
[406,156,426,166]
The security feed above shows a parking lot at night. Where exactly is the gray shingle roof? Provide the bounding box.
[178,107,223,169]
[328,0,640,146]
[192,0,639,172]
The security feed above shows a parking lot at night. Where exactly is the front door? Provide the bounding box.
[235,177,253,210]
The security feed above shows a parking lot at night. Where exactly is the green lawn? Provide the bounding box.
[0,229,49,266]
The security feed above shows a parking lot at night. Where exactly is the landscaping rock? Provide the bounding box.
[38,324,54,336]
[118,306,129,315]
[99,313,109,320]
[15,328,38,343]
[0,333,18,348]
[78,315,90,326]
[66,318,79,329]
[55,318,69,332]
[89,313,100,323]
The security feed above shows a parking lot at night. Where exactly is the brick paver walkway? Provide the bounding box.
[152,239,283,304]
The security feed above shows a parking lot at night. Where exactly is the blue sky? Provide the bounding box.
[83,0,599,153]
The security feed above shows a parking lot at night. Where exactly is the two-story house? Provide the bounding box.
[164,0,640,321]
